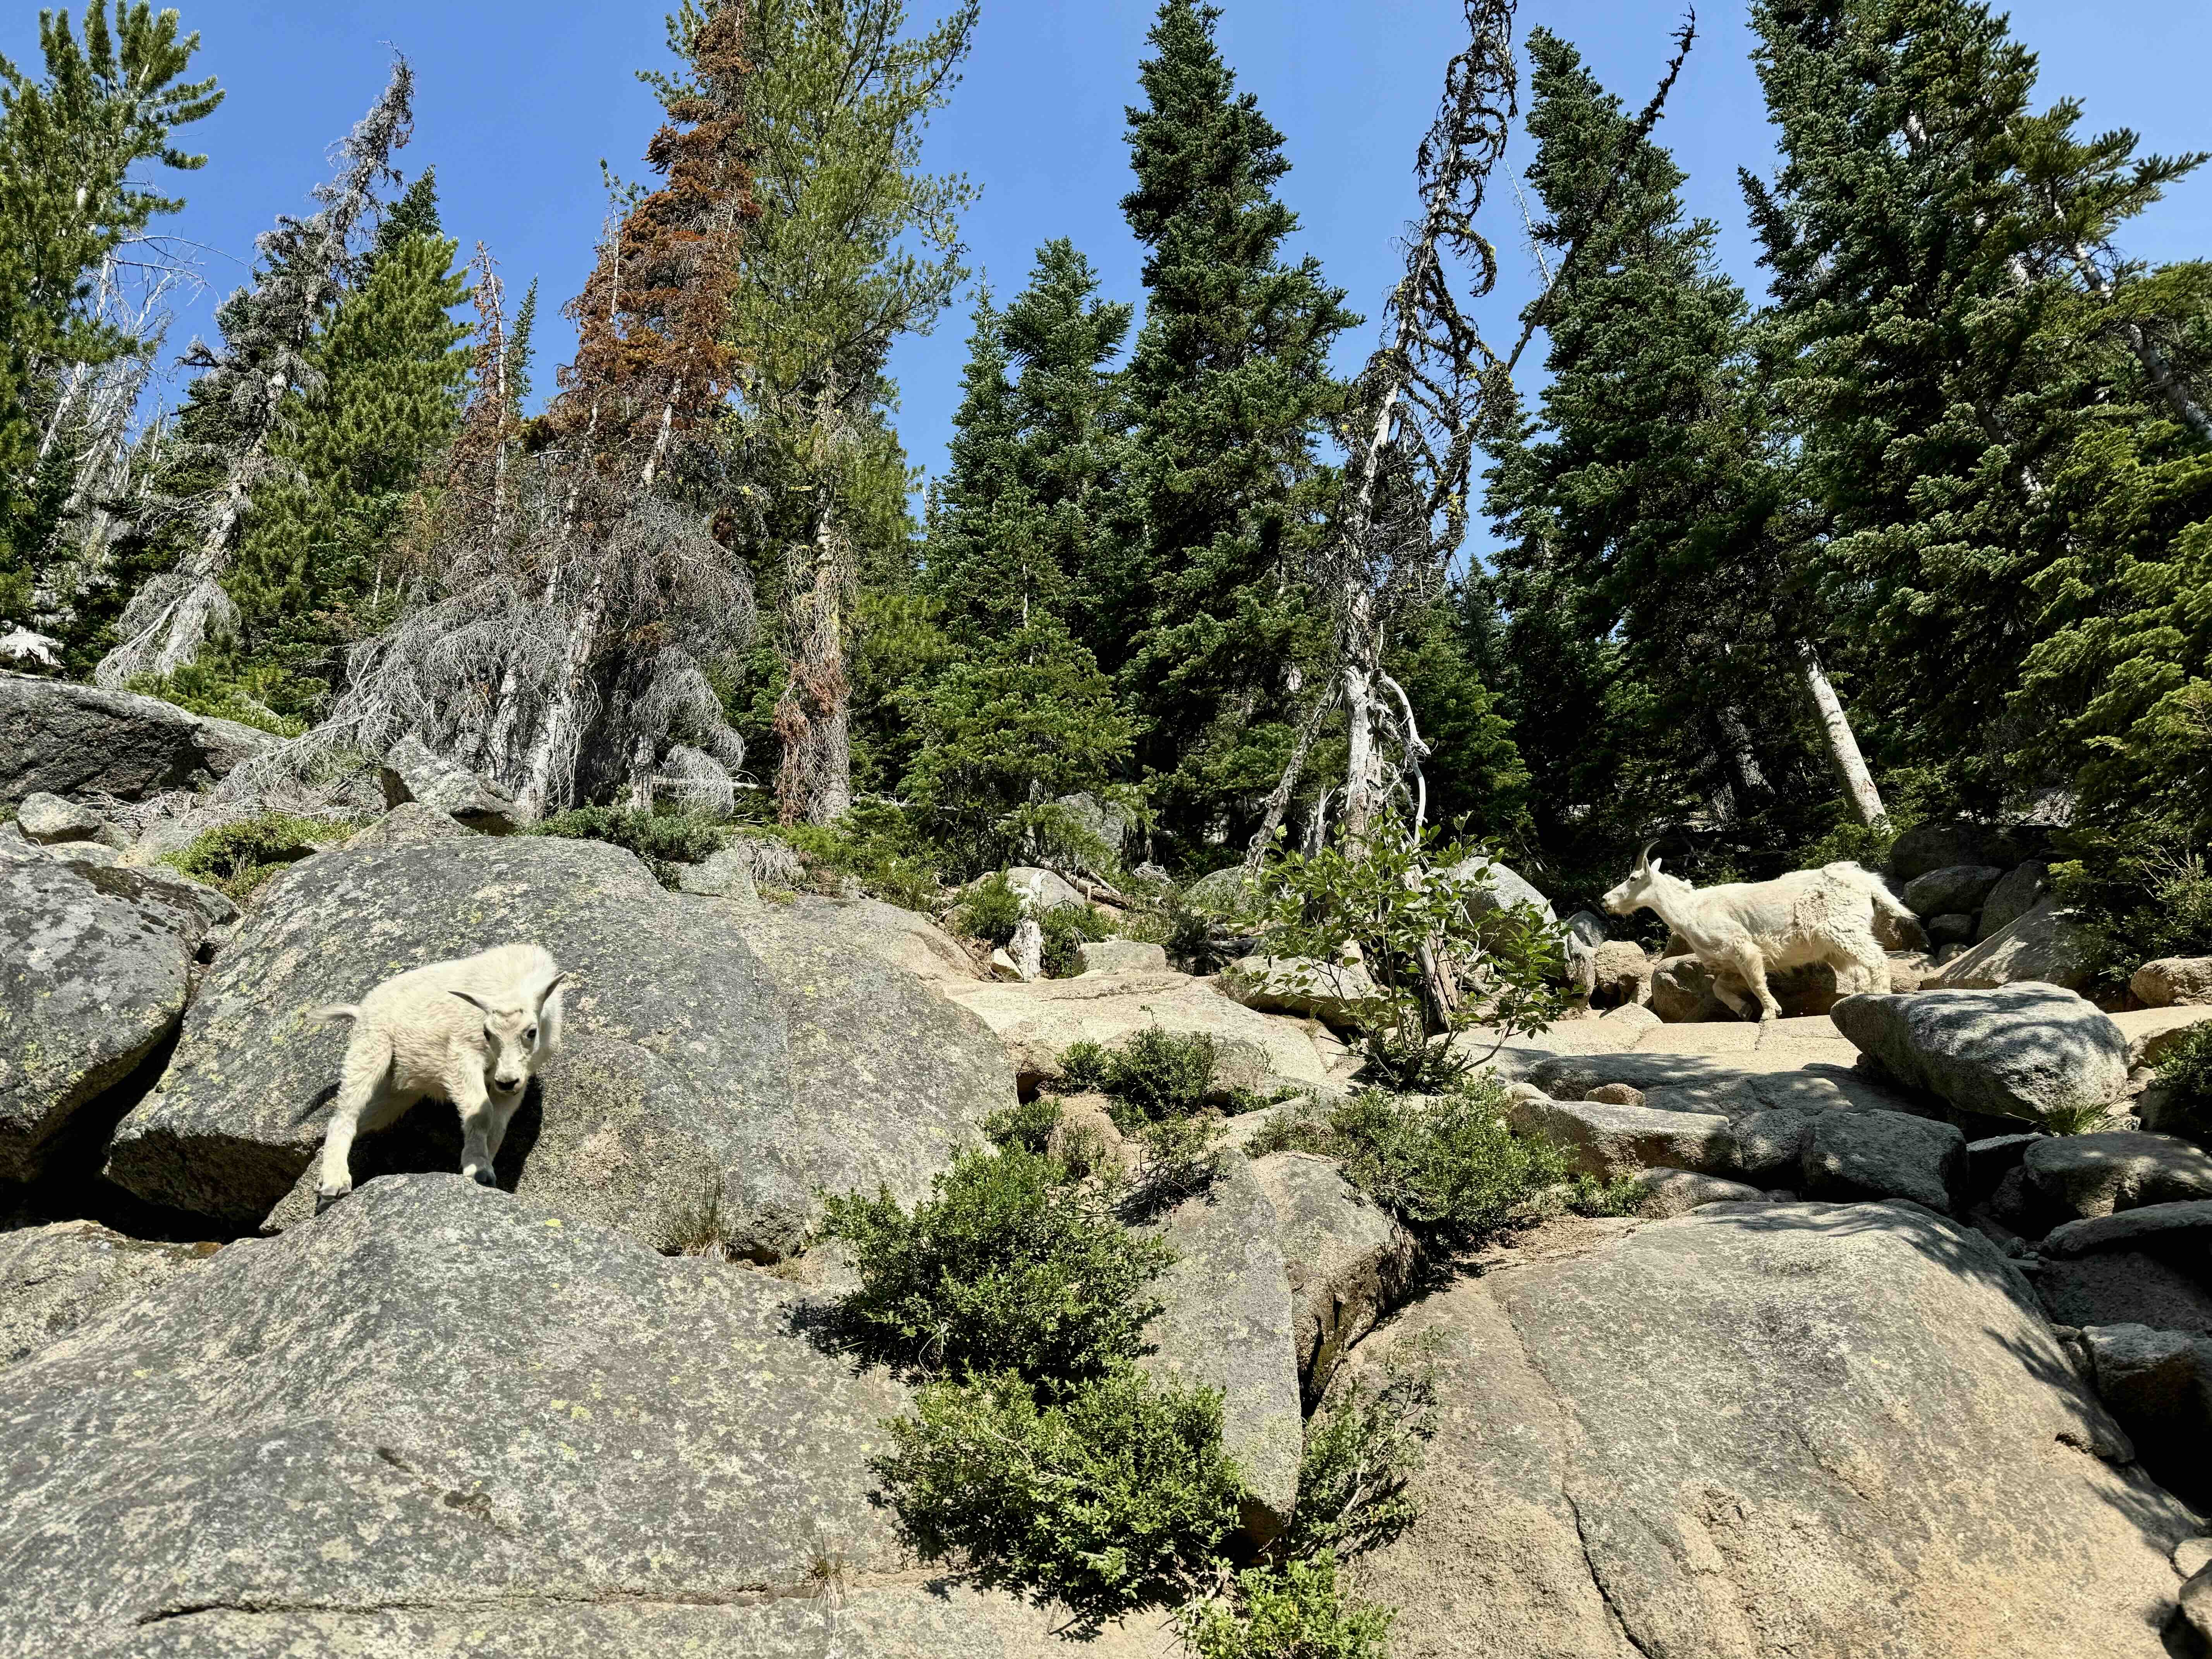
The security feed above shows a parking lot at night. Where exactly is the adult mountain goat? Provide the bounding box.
[1602,848,1915,1024]
[307,943,571,1210]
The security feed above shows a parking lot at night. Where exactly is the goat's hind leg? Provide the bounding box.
[1728,947,1784,1034]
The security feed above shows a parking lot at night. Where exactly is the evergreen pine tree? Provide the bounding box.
[1109,0,1355,846]
[224,170,469,690]
[1744,0,2210,814]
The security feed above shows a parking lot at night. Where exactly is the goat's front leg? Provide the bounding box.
[452,1075,501,1188]
[315,1036,393,1211]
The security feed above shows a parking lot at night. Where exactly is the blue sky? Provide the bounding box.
[11,0,2210,508]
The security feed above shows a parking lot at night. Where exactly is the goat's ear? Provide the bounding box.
[1648,857,1664,875]
[450,989,493,1015]
[534,972,572,1012]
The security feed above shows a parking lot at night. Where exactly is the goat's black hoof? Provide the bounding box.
[469,1167,497,1188]
[313,1187,346,1215]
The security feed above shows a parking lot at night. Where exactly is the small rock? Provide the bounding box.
[1926,912,1977,945]
[1585,1082,1646,1107]
[1650,954,1728,1022]
[1629,1168,1764,1217]
[2134,957,2212,1010]
[1802,1110,1965,1212]
[48,840,122,869]
[2188,1564,2212,1645]
[1600,1001,1662,1030]
[1901,863,2006,919]
[2023,1131,2212,1221]
[1077,938,1170,975]
[2175,1537,2212,1580]
[1505,1095,1736,1181]
[1588,940,1653,1008]
[14,791,118,847]
[376,734,519,833]
[1734,1108,1820,1185]
[1046,1094,1129,1174]
[2078,1323,2212,1504]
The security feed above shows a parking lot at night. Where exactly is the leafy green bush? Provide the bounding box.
[1038,899,1112,976]
[1125,1113,1219,1215]
[981,1096,1063,1157]
[530,805,726,888]
[1288,1345,1437,1560]
[820,1146,1173,1384]
[2157,1022,2212,1111]
[1257,819,1570,1090]
[159,813,343,903]
[1324,1083,1568,1251]
[876,1366,1244,1629]
[1565,1173,1647,1216]
[1060,1028,1220,1125]
[129,663,312,737]
[1176,1553,1395,1659]
[2051,821,2212,998]
[775,799,940,911]
[953,871,1025,945]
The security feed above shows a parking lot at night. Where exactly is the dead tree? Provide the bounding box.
[97,60,414,689]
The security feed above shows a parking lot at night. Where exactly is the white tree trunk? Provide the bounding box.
[1797,640,1887,828]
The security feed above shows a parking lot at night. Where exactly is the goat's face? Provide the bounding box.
[1602,855,1664,917]
[453,973,568,1094]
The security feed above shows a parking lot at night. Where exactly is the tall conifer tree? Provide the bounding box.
[1109,0,1354,843]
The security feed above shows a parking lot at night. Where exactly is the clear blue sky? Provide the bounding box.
[12,0,2209,514]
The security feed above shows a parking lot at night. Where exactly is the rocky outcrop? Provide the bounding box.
[1802,1109,1964,1211]
[0,1220,216,1368]
[1222,951,1373,1027]
[1075,938,1169,976]
[1507,1094,1737,1181]
[1926,898,2095,992]
[943,968,1338,1094]
[105,832,1011,1259]
[377,735,519,833]
[0,670,272,807]
[1976,860,2048,942]
[1830,984,2129,1125]
[1249,1150,1417,1402]
[1901,863,2004,918]
[2022,1132,2212,1222]
[1137,1154,1302,1544]
[732,889,984,990]
[1331,1203,2191,1659]
[0,1176,1103,1659]
[0,844,231,1181]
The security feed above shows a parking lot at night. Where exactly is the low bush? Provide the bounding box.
[2050,821,2212,998]
[980,1096,1063,1157]
[1052,1028,1219,1125]
[1124,1113,1219,1216]
[953,870,1025,945]
[530,805,726,888]
[1176,1552,1395,1659]
[1039,900,1112,976]
[1318,1083,1568,1252]
[820,1146,1172,1384]
[1287,1346,1437,1561]
[876,1366,1245,1630]
[2157,1022,2212,1123]
[775,799,940,911]
[159,812,343,903]
[1564,1172,1647,1216]
[128,663,312,737]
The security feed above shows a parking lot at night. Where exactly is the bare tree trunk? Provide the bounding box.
[518,579,604,820]
[1797,639,1887,828]
[1243,681,1341,871]
[774,505,853,826]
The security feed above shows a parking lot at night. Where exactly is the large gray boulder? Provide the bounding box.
[1249,1149,1418,1403]
[1222,951,1374,1027]
[2132,956,2212,1009]
[1138,1153,1302,1545]
[2076,1323,2212,1504]
[105,833,1012,1259]
[0,1221,216,1368]
[2022,1131,2212,1222]
[0,670,273,807]
[0,1175,1102,1659]
[0,844,231,1181]
[1507,1094,1737,1180]
[1329,1203,2190,1659]
[1977,860,2048,942]
[1802,1109,1964,1212]
[1927,898,2096,993]
[1901,864,2005,919]
[1444,853,1556,925]
[2037,1253,2212,1335]
[1830,984,2130,1125]
[730,888,984,991]
[2044,1200,2212,1259]
[377,735,519,833]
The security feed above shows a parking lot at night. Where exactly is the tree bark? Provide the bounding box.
[1243,681,1342,872]
[1796,639,1887,828]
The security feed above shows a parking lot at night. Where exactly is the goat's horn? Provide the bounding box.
[1635,841,1661,871]
[535,972,572,1011]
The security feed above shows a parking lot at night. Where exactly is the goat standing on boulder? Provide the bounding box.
[307,943,570,1210]
[1602,847,1912,1024]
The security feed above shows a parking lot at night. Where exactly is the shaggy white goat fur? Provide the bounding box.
[1602,849,1914,1023]
[307,942,569,1207]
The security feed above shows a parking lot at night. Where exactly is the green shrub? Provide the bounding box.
[1039,900,1112,977]
[129,663,312,737]
[2050,821,2212,998]
[820,1147,1173,1384]
[159,813,343,903]
[1288,1346,1437,1561]
[1176,1552,1395,1659]
[1125,1113,1219,1215]
[1101,1029,1220,1124]
[981,1096,1063,1157]
[1057,1039,1112,1093]
[875,1367,1245,1629]
[531,805,726,888]
[2157,1022,2212,1124]
[1326,1083,1568,1251]
[953,871,1025,945]
[775,799,940,910]
[1564,1173,1647,1217]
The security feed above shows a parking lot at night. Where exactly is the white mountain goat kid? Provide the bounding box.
[307,943,570,1210]
[1602,847,1914,1024]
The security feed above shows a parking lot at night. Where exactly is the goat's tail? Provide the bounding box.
[1828,860,1916,922]
[306,1004,361,1026]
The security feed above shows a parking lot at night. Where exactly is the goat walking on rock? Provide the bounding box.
[308,943,570,1210]
[1602,848,1912,1024]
